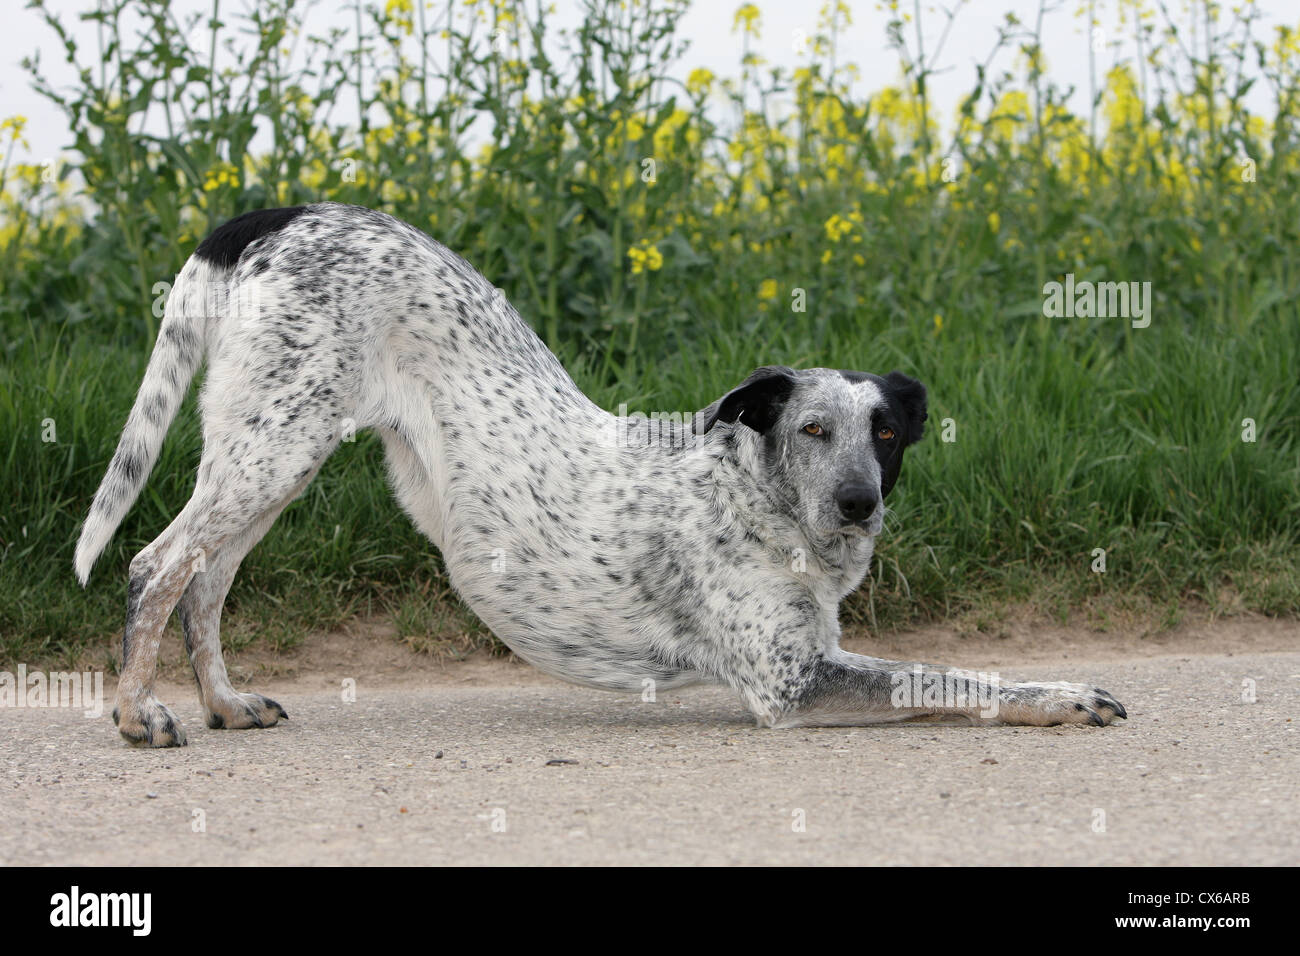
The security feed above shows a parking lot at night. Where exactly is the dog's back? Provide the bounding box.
[76,203,585,581]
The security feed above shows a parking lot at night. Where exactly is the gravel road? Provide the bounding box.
[2,644,1296,865]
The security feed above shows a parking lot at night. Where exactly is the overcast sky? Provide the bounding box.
[4,0,1298,164]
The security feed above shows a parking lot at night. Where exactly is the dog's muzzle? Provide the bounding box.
[834,481,880,526]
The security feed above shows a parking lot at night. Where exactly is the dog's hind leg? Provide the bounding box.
[114,424,340,747]
[176,463,324,731]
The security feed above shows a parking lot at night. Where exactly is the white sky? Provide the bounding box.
[3,0,1298,164]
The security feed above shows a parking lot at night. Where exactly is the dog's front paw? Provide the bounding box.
[113,697,188,748]
[205,691,288,730]
[997,681,1127,727]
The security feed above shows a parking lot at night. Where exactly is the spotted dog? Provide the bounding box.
[75,203,1126,746]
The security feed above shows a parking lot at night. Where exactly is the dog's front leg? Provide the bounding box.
[764,650,1126,729]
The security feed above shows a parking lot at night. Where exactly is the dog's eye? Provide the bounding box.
[877,427,896,441]
[802,422,825,437]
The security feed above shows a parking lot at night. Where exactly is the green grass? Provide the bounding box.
[2,0,1299,665]
[3,281,1296,665]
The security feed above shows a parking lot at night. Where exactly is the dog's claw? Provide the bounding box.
[205,691,288,731]
[1091,687,1127,720]
[1073,702,1105,725]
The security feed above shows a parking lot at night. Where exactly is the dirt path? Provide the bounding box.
[2,617,1297,865]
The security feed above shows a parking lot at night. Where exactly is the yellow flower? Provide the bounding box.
[732,4,761,37]
[759,279,778,300]
[987,211,1000,233]
[1,115,30,150]
[988,90,1029,144]
[933,313,943,333]
[627,241,662,275]
[821,249,833,264]
[385,0,415,35]
[651,108,691,158]
[1103,64,1143,132]
[686,68,715,97]
[202,161,239,192]
[824,213,853,242]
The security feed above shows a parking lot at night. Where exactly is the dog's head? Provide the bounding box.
[696,366,927,540]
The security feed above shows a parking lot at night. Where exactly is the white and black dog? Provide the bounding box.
[76,203,1125,747]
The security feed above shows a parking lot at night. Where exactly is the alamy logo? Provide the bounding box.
[600,404,703,450]
[0,665,103,718]
[49,886,151,936]
[890,665,1001,718]
[1042,273,1152,328]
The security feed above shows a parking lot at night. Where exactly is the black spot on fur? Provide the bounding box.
[880,370,928,444]
[194,206,308,270]
[158,714,178,741]
[123,573,148,663]
[846,369,929,498]
[118,452,142,484]
[697,366,797,435]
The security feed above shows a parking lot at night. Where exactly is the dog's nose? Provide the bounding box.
[835,482,879,522]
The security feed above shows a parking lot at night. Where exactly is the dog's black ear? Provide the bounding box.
[883,371,928,445]
[695,366,798,435]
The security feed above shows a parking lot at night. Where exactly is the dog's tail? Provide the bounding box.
[74,256,220,585]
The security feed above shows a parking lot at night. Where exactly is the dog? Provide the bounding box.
[75,202,1126,747]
